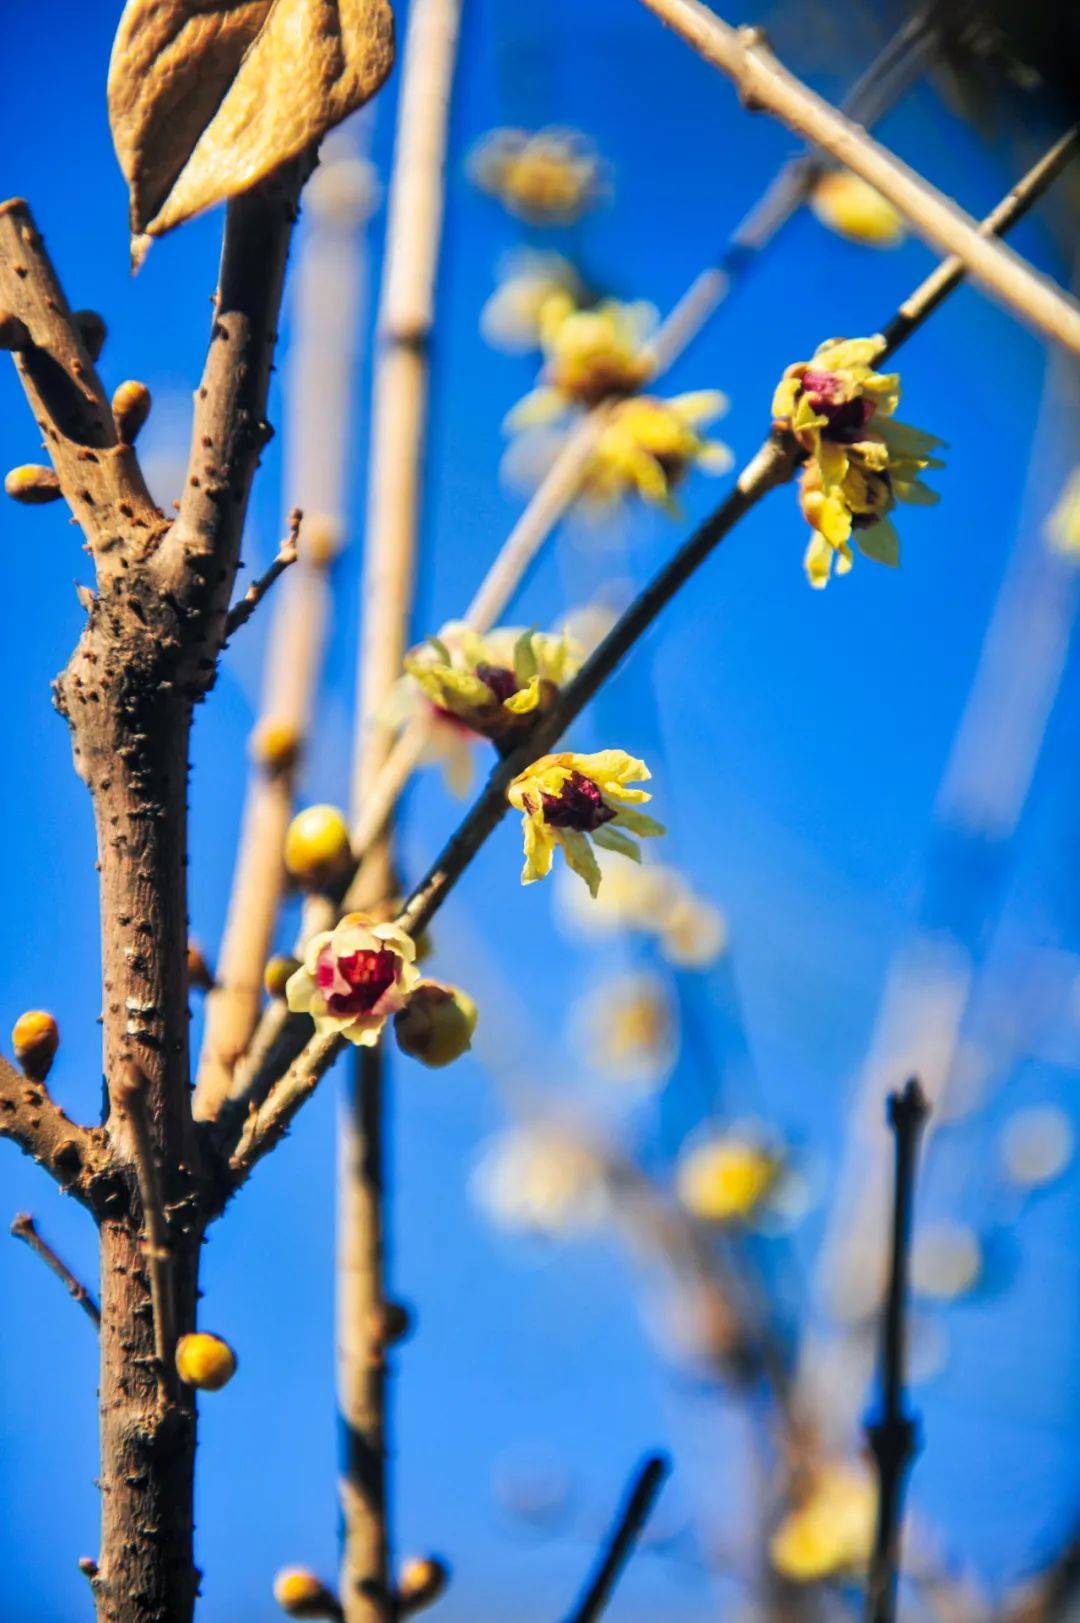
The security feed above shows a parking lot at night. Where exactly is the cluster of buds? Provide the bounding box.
[507,750,664,897]
[175,1331,237,1391]
[772,335,943,587]
[468,127,604,224]
[286,912,475,1066]
[403,622,582,754]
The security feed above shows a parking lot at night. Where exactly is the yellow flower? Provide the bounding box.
[773,336,943,587]
[659,891,728,968]
[481,251,585,354]
[507,751,665,897]
[578,971,677,1088]
[556,853,727,970]
[676,1134,780,1223]
[580,393,732,511]
[811,171,906,248]
[507,301,657,427]
[1046,466,1080,558]
[471,1126,607,1235]
[286,912,420,1046]
[404,622,583,750]
[770,1467,876,1582]
[468,127,603,224]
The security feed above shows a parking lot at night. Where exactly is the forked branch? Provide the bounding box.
[0,1052,106,1206]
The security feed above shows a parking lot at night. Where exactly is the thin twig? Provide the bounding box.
[224,507,302,637]
[116,1070,175,1389]
[636,0,1080,358]
[0,1053,105,1206]
[864,1079,929,1623]
[11,1212,100,1328]
[226,132,1077,1186]
[561,1455,670,1623]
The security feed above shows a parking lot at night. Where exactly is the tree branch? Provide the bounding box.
[864,1079,929,1623]
[11,1212,100,1328]
[561,1455,670,1623]
[224,505,301,637]
[635,0,1080,357]
[116,1070,177,1397]
[0,1052,106,1206]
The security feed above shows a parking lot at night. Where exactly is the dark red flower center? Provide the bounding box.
[317,945,398,1018]
[802,369,876,442]
[475,663,521,705]
[539,770,616,832]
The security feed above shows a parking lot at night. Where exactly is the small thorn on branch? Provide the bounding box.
[115,1067,176,1389]
[864,1077,929,1623]
[10,1211,100,1328]
[561,1453,670,1623]
[224,507,302,637]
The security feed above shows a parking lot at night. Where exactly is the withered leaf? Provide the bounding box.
[109,0,395,237]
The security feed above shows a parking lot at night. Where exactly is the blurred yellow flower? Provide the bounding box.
[404,622,582,750]
[481,251,585,354]
[556,852,728,970]
[578,971,677,1087]
[1046,467,1080,558]
[580,392,732,510]
[286,912,420,1046]
[676,1134,780,1223]
[811,170,906,248]
[471,1125,607,1235]
[508,751,664,897]
[468,127,604,224]
[773,336,943,587]
[507,301,657,427]
[770,1467,876,1582]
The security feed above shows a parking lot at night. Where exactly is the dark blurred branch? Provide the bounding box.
[1000,1526,1080,1623]
[864,1079,929,1623]
[561,1455,670,1623]
[11,1212,100,1328]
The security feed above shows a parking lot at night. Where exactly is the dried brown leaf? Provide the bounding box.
[108,0,395,237]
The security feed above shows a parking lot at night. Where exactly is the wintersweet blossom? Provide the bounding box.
[579,393,733,510]
[676,1133,781,1223]
[577,971,677,1089]
[471,1126,607,1236]
[286,912,420,1047]
[556,852,727,970]
[506,301,657,427]
[811,170,906,248]
[404,623,582,749]
[507,751,664,897]
[772,335,943,587]
[481,251,585,354]
[468,127,604,224]
[770,1467,876,1582]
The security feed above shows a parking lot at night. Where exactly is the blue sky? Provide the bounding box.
[0,1,1078,1618]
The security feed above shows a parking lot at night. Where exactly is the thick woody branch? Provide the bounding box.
[224,506,301,637]
[635,0,1080,358]
[0,1052,106,1205]
[11,1212,101,1328]
[116,1070,177,1392]
[222,131,1075,1185]
[561,1455,670,1623]
[0,199,164,580]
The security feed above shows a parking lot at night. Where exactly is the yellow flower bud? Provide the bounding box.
[112,380,152,445]
[676,1136,778,1223]
[273,1566,340,1618]
[0,311,30,351]
[174,1331,237,1391]
[393,981,477,1068]
[12,1010,59,1081]
[251,718,302,772]
[397,1555,449,1613]
[5,464,61,504]
[284,805,352,887]
[811,171,905,248]
[73,309,106,361]
[264,955,302,999]
[186,941,214,992]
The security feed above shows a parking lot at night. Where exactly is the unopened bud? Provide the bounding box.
[397,1556,450,1613]
[273,1567,340,1618]
[394,982,476,1069]
[77,1557,98,1581]
[73,309,106,361]
[5,464,61,504]
[112,380,151,444]
[284,805,352,887]
[175,1331,237,1391]
[251,718,301,772]
[264,955,301,998]
[368,1299,413,1356]
[12,1010,59,1081]
[187,941,214,992]
[303,512,344,567]
[0,311,30,350]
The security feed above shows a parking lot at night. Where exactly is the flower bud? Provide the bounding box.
[397,1556,449,1613]
[5,464,61,504]
[394,982,476,1068]
[273,1567,340,1618]
[265,955,302,999]
[187,941,214,992]
[73,309,106,361]
[175,1331,237,1391]
[112,380,151,444]
[284,805,352,887]
[12,1010,59,1081]
[251,718,301,772]
[368,1299,413,1357]
[0,311,30,351]
[303,513,344,567]
[77,1556,98,1580]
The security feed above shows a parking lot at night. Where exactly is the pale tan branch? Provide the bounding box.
[224,506,302,637]
[0,199,164,580]
[11,1211,101,1328]
[636,0,1080,357]
[116,1071,176,1390]
[0,1052,106,1206]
